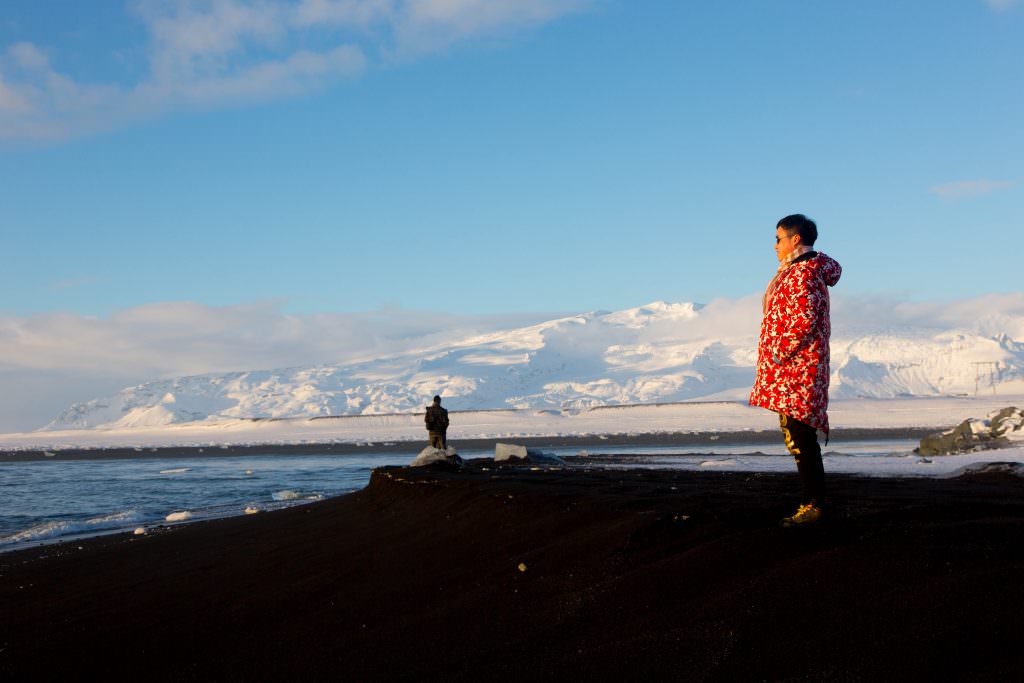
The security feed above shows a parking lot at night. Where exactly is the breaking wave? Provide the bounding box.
[0,510,147,547]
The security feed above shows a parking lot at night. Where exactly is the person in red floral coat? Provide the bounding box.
[750,214,842,526]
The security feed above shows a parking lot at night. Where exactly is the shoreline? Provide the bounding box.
[3,462,1023,680]
[0,426,934,461]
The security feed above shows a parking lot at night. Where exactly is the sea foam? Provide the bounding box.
[0,510,146,546]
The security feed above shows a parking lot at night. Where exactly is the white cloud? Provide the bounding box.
[0,43,143,139]
[0,74,32,114]
[0,300,556,430]
[138,44,366,107]
[145,1,284,60]
[0,300,553,376]
[292,0,396,28]
[8,41,50,70]
[831,292,1024,339]
[929,178,1015,200]
[0,0,591,142]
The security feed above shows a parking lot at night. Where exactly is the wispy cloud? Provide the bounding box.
[387,0,591,59]
[0,300,555,377]
[47,276,100,292]
[0,0,591,142]
[929,178,1015,200]
[0,300,561,430]
[985,0,1020,12]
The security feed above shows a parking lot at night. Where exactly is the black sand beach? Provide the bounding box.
[3,460,1023,681]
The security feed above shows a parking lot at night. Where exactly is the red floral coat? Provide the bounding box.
[749,252,842,432]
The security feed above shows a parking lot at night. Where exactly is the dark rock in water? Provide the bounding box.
[917,407,1022,456]
[918,419,991,456]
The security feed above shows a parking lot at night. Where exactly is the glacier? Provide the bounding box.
[41,300,1024,431]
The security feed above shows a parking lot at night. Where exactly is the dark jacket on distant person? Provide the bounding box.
[425,404,449,433]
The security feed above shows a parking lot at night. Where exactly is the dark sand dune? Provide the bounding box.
[3,462,1024,681]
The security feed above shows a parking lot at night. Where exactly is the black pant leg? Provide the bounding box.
[779,413,825,506]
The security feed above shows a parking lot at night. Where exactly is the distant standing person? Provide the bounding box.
[425,395,449,450]
[750,214,842,526]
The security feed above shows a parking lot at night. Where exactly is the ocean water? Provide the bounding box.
[0,453,417,552]
[0,439,925,552]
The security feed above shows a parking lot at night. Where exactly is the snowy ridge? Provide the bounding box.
[41,300,1024,431]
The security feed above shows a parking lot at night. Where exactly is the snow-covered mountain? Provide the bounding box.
[42,300,1024,431]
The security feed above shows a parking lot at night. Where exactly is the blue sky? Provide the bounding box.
[0,0,1022,430]
[2,0,1021,317]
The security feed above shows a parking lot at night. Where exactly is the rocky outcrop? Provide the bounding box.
[989,406,1024,439]
[917,407,1023,456]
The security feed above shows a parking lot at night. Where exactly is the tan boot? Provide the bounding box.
[781,503,822,527]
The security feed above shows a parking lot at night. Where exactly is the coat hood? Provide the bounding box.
[806,252,842,287]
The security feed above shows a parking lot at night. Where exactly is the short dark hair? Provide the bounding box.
[433,395,442,403]
[777,214,818,247]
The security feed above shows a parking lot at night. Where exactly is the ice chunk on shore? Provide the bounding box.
[411,446,459,467]
[700,459,740,468]
[272,490,300,501]
[525,449,563,465]
[165,511,193,522]
[495,443,528,461]
[495,443,563,465]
